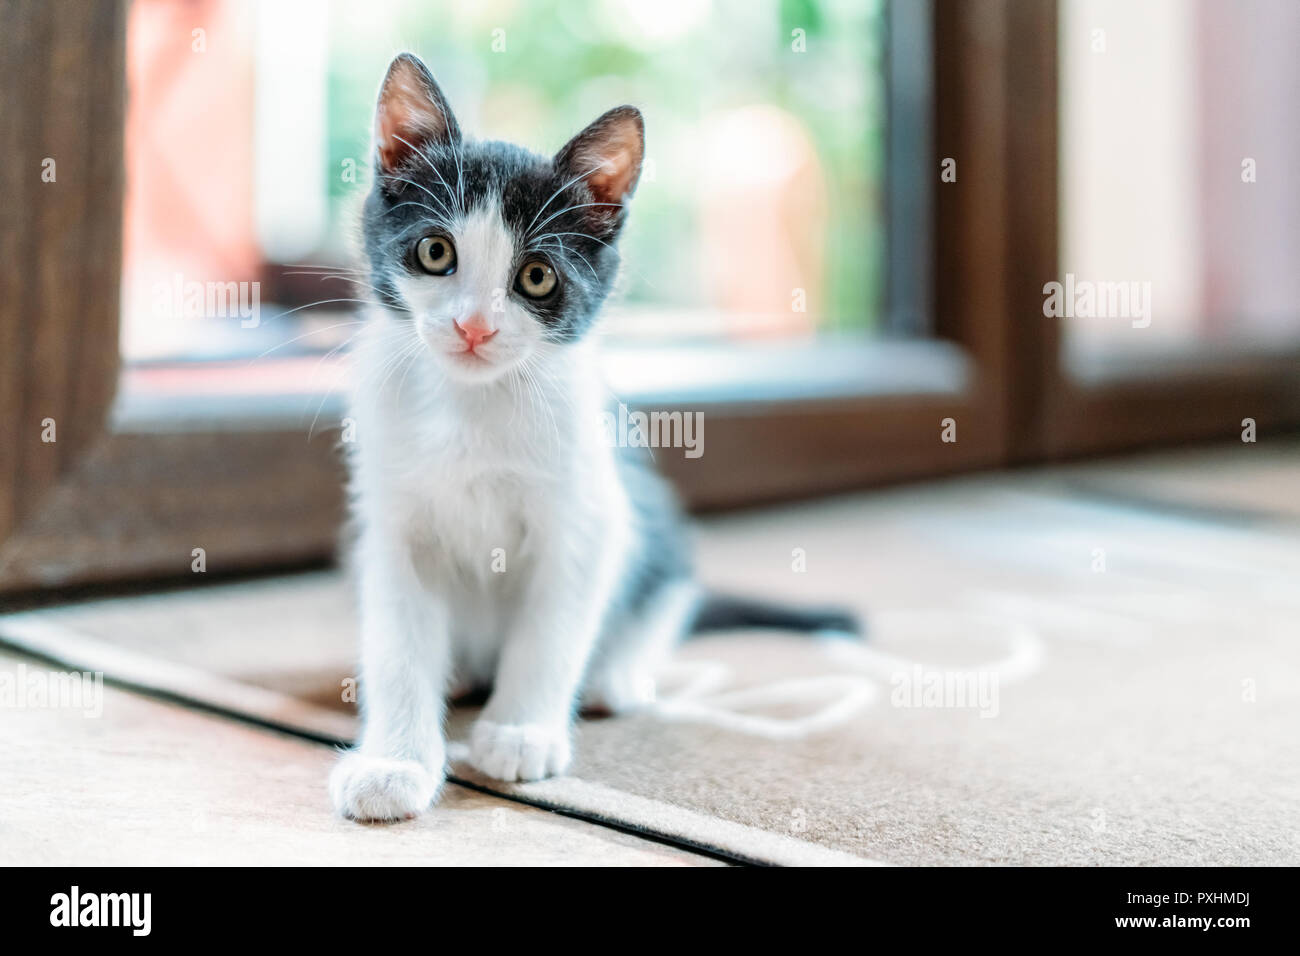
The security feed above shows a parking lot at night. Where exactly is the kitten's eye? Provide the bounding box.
[516,260,558,299]
[415,235,456,275]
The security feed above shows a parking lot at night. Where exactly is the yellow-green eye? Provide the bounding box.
[416,235,456,275]
[517,260,558,299]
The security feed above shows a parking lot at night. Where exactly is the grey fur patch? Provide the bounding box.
[362,133,630,343]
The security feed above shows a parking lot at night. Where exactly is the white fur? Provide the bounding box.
[330,206,642,821]
[582,579,699,714]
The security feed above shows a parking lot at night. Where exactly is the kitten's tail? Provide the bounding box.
[688,591,863,639]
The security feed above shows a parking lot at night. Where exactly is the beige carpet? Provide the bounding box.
[4,448,1299,865]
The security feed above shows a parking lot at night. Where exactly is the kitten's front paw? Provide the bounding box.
[329,752,442,822]
[469,720,571,782]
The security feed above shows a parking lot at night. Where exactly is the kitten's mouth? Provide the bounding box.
[443,344,519,380]
[449,347,494,366]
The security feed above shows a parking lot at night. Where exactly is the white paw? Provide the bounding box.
[328,752,442,822]
[469,720,571,782]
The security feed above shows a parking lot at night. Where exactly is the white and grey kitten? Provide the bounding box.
[330,54,856,822]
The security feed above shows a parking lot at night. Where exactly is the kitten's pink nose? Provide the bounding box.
[454,315,497,350]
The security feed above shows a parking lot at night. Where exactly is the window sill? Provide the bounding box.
[113,336,971,433]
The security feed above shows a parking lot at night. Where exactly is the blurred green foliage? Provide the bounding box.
[323,0,884,335]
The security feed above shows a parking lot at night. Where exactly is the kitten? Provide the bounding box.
[330,53,856,822]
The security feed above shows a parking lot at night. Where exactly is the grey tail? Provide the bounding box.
[688,591,863,638]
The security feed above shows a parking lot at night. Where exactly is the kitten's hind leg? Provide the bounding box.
[582,580,699,715]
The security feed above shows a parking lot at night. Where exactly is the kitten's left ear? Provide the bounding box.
[554,106,644,222]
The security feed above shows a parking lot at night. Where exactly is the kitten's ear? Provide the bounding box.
[554,106,644,220]
[373,53,460,175]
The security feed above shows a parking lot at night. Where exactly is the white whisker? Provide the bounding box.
[524,162,606,236]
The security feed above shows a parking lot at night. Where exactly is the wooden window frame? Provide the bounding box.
[5,0,1298,595]
[998,0,1300,462]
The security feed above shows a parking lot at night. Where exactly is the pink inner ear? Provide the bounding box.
[580,127,643,207]
[375,68,446,173]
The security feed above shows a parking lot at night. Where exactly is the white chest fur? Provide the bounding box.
[347,312,629,665]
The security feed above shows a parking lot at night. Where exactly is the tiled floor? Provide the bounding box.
[0,652,720,866]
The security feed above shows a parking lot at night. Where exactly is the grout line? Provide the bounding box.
[443,778,758,867]
[0,635,351,748]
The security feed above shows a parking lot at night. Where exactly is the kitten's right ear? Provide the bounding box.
[373,53,460,175]
[554,106,644,221]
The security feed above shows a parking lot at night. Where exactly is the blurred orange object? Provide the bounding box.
[698,106,827,338]
[122,0,259,359]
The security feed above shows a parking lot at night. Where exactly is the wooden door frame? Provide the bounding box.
[1001,0,1300,462]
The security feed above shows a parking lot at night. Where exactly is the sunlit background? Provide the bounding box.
[1061,0,1300,364]
[121,0,1300,383]
[121,0,887,365]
